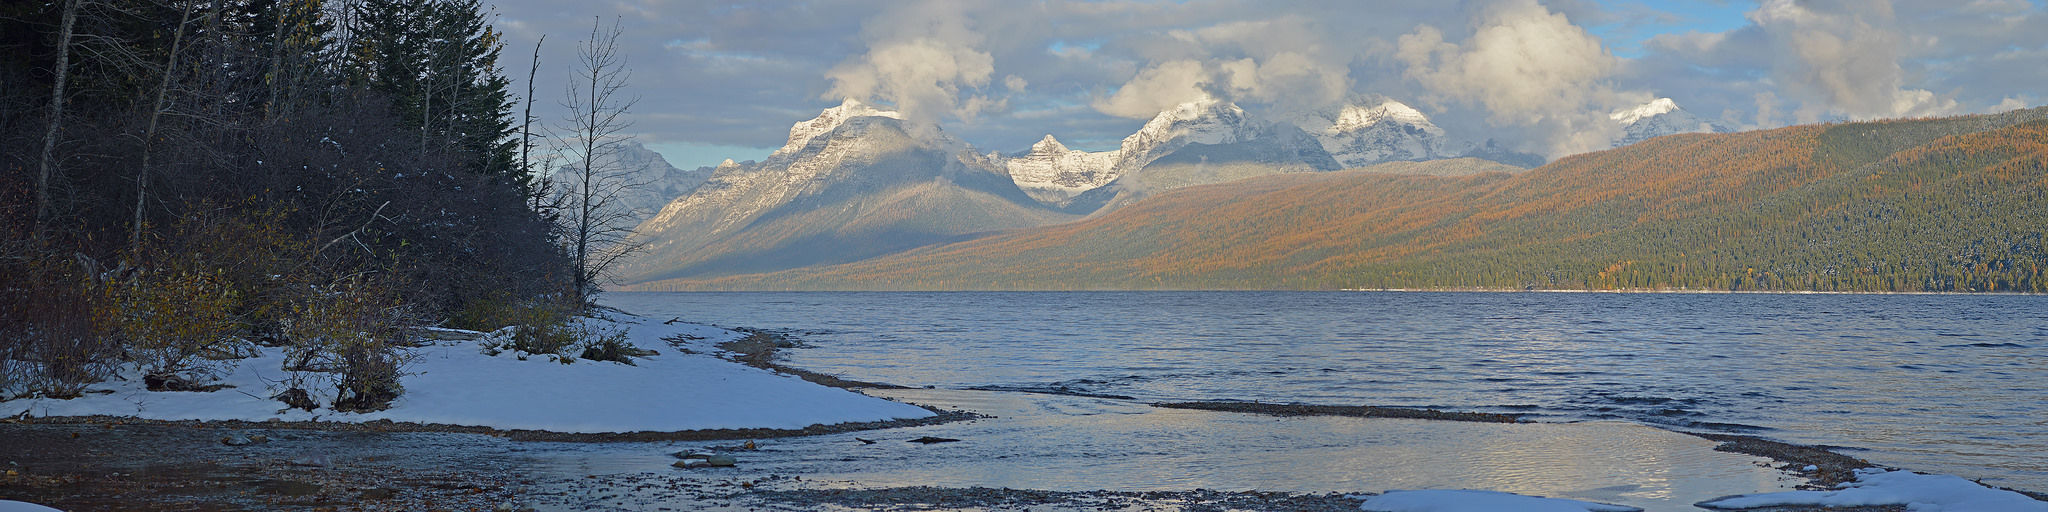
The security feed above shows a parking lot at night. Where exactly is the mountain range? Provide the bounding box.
[624,103,2048,292]
[617,95,1836,287]
[619,100,1077,284]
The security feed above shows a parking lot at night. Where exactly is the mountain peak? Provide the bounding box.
[778,98,905,153]
[1287,96,1539,169]
[1032,134,1068,152]
[1324,99,1442,136]
[1126,98,1258,153]
[1611,97,1682,126]
[1611,97,1732,147]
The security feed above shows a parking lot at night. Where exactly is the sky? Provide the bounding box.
[486,0,2048,169]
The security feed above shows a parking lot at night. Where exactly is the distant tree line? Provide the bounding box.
[0,0,638,409]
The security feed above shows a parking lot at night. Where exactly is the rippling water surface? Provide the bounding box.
[605,291,2048,492]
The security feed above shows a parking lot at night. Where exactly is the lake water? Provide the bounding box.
[605,291,2048,494]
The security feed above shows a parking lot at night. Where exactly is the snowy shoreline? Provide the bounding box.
[5,311,2046,511]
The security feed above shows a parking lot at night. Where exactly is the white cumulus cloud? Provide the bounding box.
[1749,0,1961,120]
[824,0,1002,125]
[1395,0,1631,157]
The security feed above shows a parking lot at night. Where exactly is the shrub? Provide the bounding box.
[575,321,645,364]
[0,250,122,400]
[110,267,245,385]
[459,293,584,357]
[278,274,416,412]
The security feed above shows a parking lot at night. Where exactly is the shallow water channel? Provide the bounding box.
[518,389,1799,512]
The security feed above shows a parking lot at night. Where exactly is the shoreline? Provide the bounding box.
[0,392,1969,512]
[5,391,2037,511]
[6,318,2044,511]
[617,287,2048,296]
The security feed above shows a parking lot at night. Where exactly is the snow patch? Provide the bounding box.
[7,316,935,433]
[1695,469,2048,511]
[1356,489,1642,512]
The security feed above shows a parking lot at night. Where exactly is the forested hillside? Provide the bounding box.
[2,0,580,407]
[630,108,2048,292]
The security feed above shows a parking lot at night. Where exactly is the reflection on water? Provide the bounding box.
[524,389,1796,512]
[604,291,2048,492]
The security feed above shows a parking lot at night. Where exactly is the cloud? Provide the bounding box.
[1988,96,2029,114]
[1093,59,1218,119]
[1090,16,1353,120]
[824,0,1001,125]
[1748,0,1960,120]
[483,0,2045,168]
[1395,0,1630,156]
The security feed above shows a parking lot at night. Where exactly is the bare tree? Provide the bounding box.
[521,35,552,213]
[131,0,202,257]
[552,17,645,308]
[33,0,82,237]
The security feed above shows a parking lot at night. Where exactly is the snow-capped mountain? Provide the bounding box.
[1290,96,1545,169]
[1002,135,1119,204]
[1292,97,1454,167]
[1110,98,1264,171]
[1611,98,1733,147]
[1004,98,1264,206]
[1000,95,1544,210]
[623,99,1075,284]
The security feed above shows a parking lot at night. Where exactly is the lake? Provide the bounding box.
[604,291,2048,494]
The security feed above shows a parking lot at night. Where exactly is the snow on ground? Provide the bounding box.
[1696,468,2048,511]
[1354,489,1642,512]
[5,315,934,433]
[0,501,64,512]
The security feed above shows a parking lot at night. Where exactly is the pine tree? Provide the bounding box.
[430,0,516,178]
[345,0,514,177]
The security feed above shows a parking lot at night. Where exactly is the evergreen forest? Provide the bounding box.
[1,0,609,407]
